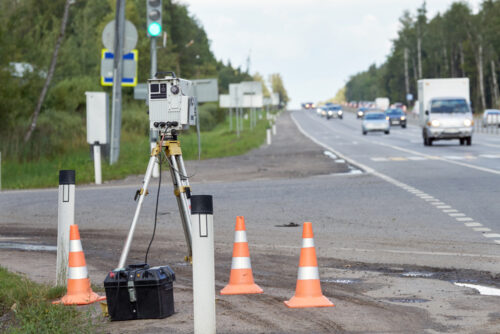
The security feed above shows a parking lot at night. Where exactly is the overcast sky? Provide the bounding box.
[180,0,481,108]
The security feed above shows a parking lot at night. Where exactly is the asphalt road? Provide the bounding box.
[2,109,500,332]
[292,109,500,271]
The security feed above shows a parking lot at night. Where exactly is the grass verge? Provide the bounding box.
[0,266,101,333]
[1,114,270,189]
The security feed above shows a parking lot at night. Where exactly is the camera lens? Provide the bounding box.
[170,85,180,95]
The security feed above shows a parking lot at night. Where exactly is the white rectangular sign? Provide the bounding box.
[229,83,241,108]
[193,78,219,103]
[271,93,280,106]
[219,94,231,108]
[240,81,262,95]
[242,94,263,108]
[85,92,109,144]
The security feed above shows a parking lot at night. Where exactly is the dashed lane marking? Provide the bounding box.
[292,112,500,245]
[474,228,492,232]
[371,154,500,162]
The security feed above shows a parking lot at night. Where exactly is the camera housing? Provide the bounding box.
[148,74,197,131]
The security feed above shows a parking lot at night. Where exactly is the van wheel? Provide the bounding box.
[384,130,390,135]
[466,137,472,146]
[362,131,367,135]
[428,138,433,146]
[459,138,465,145]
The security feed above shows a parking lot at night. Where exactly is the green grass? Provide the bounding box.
[1,113,271,189]
[0,266,100,333]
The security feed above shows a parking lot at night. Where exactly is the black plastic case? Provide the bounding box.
[104,263,175,321]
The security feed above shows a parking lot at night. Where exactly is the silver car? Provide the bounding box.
[362,112,390,135]
[482,109,500,127]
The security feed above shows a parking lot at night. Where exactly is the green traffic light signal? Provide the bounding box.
[148,22,162,37]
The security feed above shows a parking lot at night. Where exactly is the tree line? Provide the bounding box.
[0,0,288,158]
[345,0,500,112]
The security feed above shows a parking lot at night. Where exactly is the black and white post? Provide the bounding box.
[56,170,75,286]
[191,195,216,334]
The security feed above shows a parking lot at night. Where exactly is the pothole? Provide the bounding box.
[321,278,361,284]
[401,271,435,278]
[386,298,430,304]
[275,222,300,227]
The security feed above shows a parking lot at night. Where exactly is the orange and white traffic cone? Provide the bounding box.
[284,222,334,308]
[53,224,106,305]
[220,216,263,295]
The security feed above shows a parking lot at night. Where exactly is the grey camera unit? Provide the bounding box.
[148,74,197,132]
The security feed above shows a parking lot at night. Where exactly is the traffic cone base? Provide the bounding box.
[57,278,106,305]
[284,295,334,308]
[53,224,105,305]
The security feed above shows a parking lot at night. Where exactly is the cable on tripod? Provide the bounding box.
[145,136,165,264]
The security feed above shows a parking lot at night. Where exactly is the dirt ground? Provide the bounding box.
[2,111,500,333]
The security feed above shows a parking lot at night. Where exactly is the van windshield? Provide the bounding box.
[430,99,469,114]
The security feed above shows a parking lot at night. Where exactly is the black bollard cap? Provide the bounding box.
[191,195,213,215]
[59,170,75,185]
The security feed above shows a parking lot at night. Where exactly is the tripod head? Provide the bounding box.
[153,121,180,140]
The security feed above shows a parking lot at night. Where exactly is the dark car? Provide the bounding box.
[301,102,315,110]
[385,108,407,128]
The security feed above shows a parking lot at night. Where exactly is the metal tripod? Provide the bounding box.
[116,133,193,270]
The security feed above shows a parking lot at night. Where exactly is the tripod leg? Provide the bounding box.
[168,154,193,260]
[116,153,158,269]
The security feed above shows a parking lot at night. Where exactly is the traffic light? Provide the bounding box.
[147,0,162,37]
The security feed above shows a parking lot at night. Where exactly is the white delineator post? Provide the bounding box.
[93,144,102,185]
[56,170,75,286]
[272,123,277,135]
[191,195,216,334]
[267,128,272,145]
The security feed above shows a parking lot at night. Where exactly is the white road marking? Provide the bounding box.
[454,283,500,296]
[456,217,474,222]
[479,154,500,158]
[407,156,427,161]
[483,234,500,238]
[292,112,500,245]
[0,237,28,241]
[375,141,500,176]
[474,228,491,232]
[437,205,451,209]
[371,157,389,162]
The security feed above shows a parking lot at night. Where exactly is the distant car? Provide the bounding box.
[357,107,368,119]
[301,102,315,110]
[326,105,343,119]
[482,109,500,127]
[362,112,390,135]
[319,106,328,117]
[392,102,407,112]
[385,108,407,128]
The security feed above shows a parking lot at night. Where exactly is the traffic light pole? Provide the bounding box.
[110,0,125,165]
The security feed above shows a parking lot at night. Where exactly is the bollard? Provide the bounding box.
[93,143,102,185]
[267,129,272,145]
[272,124,277,135]
[56,170,75,286]
[191,195,216,334]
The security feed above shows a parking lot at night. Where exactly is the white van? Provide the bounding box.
[418,78,474,146]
